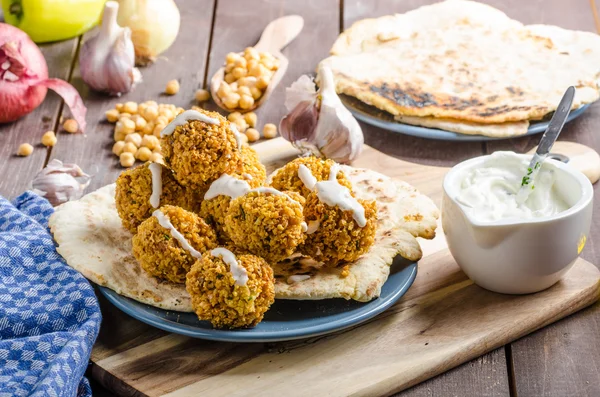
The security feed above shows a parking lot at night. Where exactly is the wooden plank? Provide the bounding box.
[480,1,600,396]
[341,0,507,395]
[0,39,79,199]
[204,0,341,136]
[48,0,216,192]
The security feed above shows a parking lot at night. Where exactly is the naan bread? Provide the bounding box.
[394,115,529,138]
[321,0,600,130]
[49,166,438,310]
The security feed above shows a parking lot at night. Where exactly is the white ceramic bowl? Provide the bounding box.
[442,154,593,294]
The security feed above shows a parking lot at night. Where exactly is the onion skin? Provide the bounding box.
[0,22,87,130]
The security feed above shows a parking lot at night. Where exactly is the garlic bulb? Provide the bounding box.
[32,160,91,206]
[116,0,181,66]
[79,1,141,96]
[280,65,363,163]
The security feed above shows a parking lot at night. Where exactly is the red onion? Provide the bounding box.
[0,23,87,131]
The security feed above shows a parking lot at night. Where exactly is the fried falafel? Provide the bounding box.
[133,205,218,283]
[186,248,275,329]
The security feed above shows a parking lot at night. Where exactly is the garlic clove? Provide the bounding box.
[280,65,364,164]
[79,1,141,96]
[32,160,91,206]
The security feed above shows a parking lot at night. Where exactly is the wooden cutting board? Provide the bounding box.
[90,139,600,397]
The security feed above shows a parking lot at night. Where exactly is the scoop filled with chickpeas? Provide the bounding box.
[210,46,281,112]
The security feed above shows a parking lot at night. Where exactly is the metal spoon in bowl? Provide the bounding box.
[210,15,304,113]
[516,86,575,204]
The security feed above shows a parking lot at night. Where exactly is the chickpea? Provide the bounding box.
[155,115,169,126]
[227,112,243,122]
[114,128,127,142]
[234,57,247,69]
[153,124,166,137]
[105,109,120,123]
[112,141,126,156]
[125,133,142,147]
[237,86,251,97]
[138,103,148,114]
[116,118,136,135]
[217,82,231,98]
[263,123,277,139]
[260,57,275,70]
[225,52,239,64]
[17,143,33,156]
[63,119,78,134]
[132,115,147,131]
[224,73,236,84]
[239,95,254,110]
[246,59,259,73]
[229,82,239,92]
[250,86,262,100]
[115,103,124,112]
[150,152,164,164]
[195,89,211,103]
[176,107,185,115]
[142,106,159,121]
[135,147,152,161]
[123,101,138,114]
[145,100,158,108]
[237,76,257,88]
[41,131,57,147]
[141,135,159,150]
[165,79,180,95]
[159,109,174,122]
[223,93,241,109]
[119,112,132,120]
[256,74,270,89]
[244,112,257,127]
[234,119,248,133]
[244,47,260,61]
[245,128,260,142]
[224,63,234,73]
[122,142,137,154]
[238,132,249,145]
[142,121,155,136]
[120,152,135,167]
[232,67,247,80]
[248,63,262,78]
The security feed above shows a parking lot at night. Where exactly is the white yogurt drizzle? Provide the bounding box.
[152,209,202,259]
[230,123,244,151]
[250,187,299,204]
[210,247,248,286]
[300,222,308,232]
[288,274,311,284]
[148,163,163,208]
[160,110,220,137]
[242,173,253,181]
[306,220,320,234]
[299,163,367,227]
[204,174,251,200]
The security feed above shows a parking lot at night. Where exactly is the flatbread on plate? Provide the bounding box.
[320,0,600,133]
[49,166,439,310]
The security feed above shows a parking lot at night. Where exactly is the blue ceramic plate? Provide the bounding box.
[99,256,417,342]
[342,95,590,142]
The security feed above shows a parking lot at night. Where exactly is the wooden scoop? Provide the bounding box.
[210,15,304,113]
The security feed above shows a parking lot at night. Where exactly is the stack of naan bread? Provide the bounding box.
[319,0,600,138]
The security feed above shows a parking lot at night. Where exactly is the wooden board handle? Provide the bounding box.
[528,141,600,184]
[254,15,304,54]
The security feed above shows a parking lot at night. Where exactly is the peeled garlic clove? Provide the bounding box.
[280,65,364,164]
[79,1,141,96]
[32,160,91,206]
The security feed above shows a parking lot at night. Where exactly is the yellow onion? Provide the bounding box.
[116,0,180,66]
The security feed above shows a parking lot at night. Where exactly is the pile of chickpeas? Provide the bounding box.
[216,47,279,111]
[106,101,184,168]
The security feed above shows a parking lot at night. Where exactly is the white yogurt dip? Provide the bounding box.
[455,151,570,222]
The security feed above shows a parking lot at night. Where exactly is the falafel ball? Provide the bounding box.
[225,190,306,263]
[186,250,275,329]
[300,193,377,265]
[269,156,352,198]
[236,145,266,187]
[161,110,242,190]
[115,162,191,233]
[133,205,218,283]
[200,147,266,241]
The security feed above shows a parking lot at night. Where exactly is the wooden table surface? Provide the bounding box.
[1,1,599,396]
